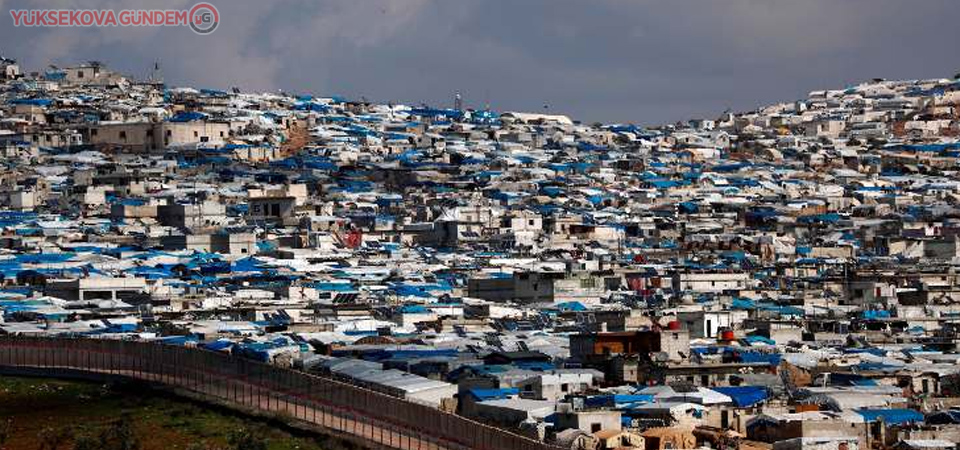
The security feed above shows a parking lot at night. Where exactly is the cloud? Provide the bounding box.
[2,0,959,124]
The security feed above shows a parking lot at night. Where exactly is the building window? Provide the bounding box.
[561,383,569,392]
[119,131,127,140]
[77,71,84,78]
[591,423,602,433]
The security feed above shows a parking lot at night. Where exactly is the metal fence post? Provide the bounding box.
[0,338,572,450]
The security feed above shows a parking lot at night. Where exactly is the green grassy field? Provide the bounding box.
[0,376,361,450]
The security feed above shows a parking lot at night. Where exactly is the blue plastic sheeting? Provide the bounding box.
[16,253,76,264]
[202,340,235,352]
[845,348,886,357]
[713,162,751,172]
[256,241,276,252]
[587,195,607,205]
[44,71,66,80]
[744,335,776,345]
[167,111,207,122]
[606,124,646,134]
[390,282,451,298]
[798,213,841,224]
[756,303,805,317]
[711,386,768,407]
[308,281,355,292]
[729,349,781,366]
[855,362,901,372]
[747,207,779,220]
[648,180,683,189]
[862,310,891,319]
[728,178,761,188]
[400,304,429,314]
[585,394,655,409]
[293,102,331,113]
[732,298,757,310]
[830,373,877,387]
[895,143,960,153]
[9,98,53,106]
[467,388,519,401]
[514,361,555,371]
[232,337,300,362]
[231,257,269,272]
[90,323,139,334]
[125,266,174,279]
[408,107,464,121]
[157,335,200,346]
[691,346,722,356]
[0,299,49,313]
[678,201,699,214]
[722,251,748,262]
[578,142,607,152]
[341,330,378,337]
[555,301,587,312]
[854,409,923,425]
[0,287,33,296]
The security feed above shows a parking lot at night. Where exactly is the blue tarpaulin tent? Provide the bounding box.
[710,386,768,407]
[730,349,781,366]
[585,394,655,409]
[556,301,587,312]
[854,409,923,425]
[732,298,757,310]
[862,310,891,320]
[466,388,519,401]
[743,335,776,345]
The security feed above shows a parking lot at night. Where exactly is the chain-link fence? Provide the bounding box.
[0,337,563,450]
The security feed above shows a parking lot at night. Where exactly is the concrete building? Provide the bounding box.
[45,277,147,302]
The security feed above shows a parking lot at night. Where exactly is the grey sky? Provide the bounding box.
[2,0,959,124]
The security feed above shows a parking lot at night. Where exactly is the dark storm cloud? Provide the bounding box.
[2,0,959,124]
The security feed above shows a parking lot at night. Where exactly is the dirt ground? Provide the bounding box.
[0,376,358,450]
